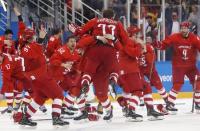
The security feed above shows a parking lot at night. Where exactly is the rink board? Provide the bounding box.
[0,92,193,107]
[0,62,196,92]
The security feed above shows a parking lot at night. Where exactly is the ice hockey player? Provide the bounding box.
[153,21,200,113]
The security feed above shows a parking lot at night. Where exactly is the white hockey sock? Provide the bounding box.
[168,89,178,104]
[52,98,62,116]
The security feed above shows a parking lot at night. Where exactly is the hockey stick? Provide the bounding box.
[148,46,155,83]
[154,102,186,106]
[0,105,19,115]
[191,75,198,113]
[33,116,75,122]
[0,108,8,114]
[191,89,195,113]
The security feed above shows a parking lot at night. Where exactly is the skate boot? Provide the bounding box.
[126,109,143,122]
[7,106,13,113]
[68,106,78,111]
[103,106,113,121]
[122,106,128,117]
[163,98,168,104]
[19,114,37,127]
[195,103,200,113]
[61,107,75,115]
[74,110,88,121]
[147,108,164,121]
[39,105,47,113]
[166,102,178,114]
[52,115,69,127]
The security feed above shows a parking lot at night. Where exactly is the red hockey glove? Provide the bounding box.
[88,114,100,121]
[68,23,78,33]
[13,112,23,123]
[68,23,82,36]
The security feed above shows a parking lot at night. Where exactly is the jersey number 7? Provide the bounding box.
[98,24,116,40]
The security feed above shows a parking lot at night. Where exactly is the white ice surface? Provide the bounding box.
[0,99,200,131]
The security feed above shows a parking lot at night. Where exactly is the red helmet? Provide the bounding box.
[180,21,190,28]
[127,26,141,37]
[23,28,36,40]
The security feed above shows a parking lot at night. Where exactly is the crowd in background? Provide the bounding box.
[69,0,199,37]
[73,0,199,60]
[9,0,200,61]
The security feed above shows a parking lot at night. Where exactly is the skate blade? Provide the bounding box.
[42,112,48,115]
[148,116,164,121]
[73,118,89,124]
[53,124,69,129]
[126,117,143,122]
[196,110,200,114]
[62,115,75,119]
[19,124,37,129]
[104,119,112,123]
[161,112,169,115]
[61,112,75,116]
[61,109,77,115]
[61,115,75,119]
[168,111,177,115]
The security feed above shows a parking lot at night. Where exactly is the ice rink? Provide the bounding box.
[0,98,200,131]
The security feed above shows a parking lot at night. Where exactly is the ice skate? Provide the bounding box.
[122,106,128,117]
[147,108,164,121]
[126,109,143,122]
[103,107,113,121]
[74,110,88,121]
[61,107,75,115]
[52,115,69,128]
[19,114,37,127]
[166,102,178,115]
[195,103,200,113]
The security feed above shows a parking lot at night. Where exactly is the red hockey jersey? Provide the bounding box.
[0,36,16,54]
[138,44,156,74]
[20,41,47,80]
[49,45,81,81]
[77,18,131,48]
[160,32,200,66]
[46,36,62,58]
